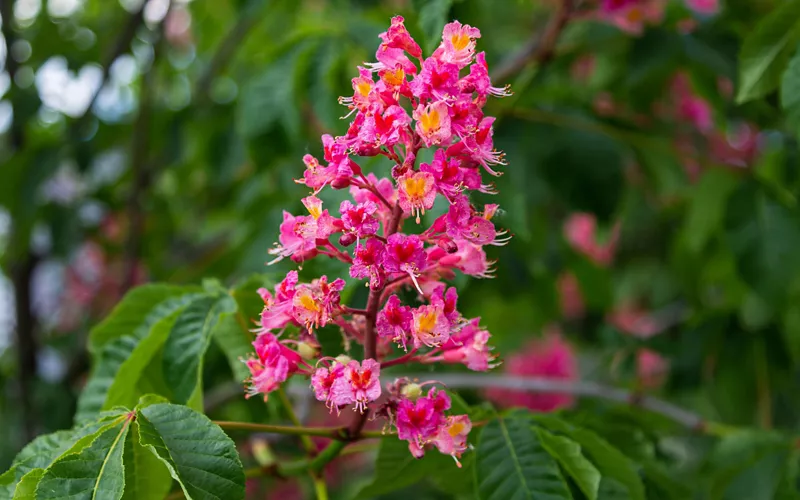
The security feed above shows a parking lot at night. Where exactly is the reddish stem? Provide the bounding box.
[381,347,419,368]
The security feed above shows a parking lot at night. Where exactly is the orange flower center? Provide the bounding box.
[451,33,470,51]
[419,108,441,134]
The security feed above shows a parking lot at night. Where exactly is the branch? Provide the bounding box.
[12,252,40,442]
[74,4,146,130]
[194,0,267,100]
[213,421,390,440]
[406,373,728,433]
[122,4,171,291]
[490,0,575,83]
[1,0,23,149]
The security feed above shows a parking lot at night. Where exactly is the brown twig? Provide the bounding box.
[1,0,23,150]
[490,0,576,83]
[12,252,40,442]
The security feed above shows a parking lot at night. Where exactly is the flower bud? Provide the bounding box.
[297,341,320,360]
[401,382,423,401]
[335,354,352,366]
[331,175,351,189]
[339,232,357,247]
[437,237,458,254]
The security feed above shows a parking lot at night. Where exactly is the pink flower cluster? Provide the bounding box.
[596,0,719,35]
[243,17,510,463]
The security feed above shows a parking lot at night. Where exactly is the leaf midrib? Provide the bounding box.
[497,418,533,500]
[91,417,131,500]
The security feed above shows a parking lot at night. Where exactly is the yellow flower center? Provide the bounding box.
[625,6,644,23]
[448,421,465,437]
[402,175,428,201]
[298,293,320,313]
[417,310,439,333]
[383,67,405,86]
[419,108,441,134]
[356,80,372,97]
[451,33,470,51]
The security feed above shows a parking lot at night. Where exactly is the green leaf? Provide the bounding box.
[781,45,800,111]
[415,0,453,53]
[357,436,448,498]
[137,403,245,500]
[11,469,44,500]
[475,416,572,500]
[736,0,800,103]
[36,417,132,500]
[88,285,203,352]
[681,168,738,255]
[567,429,645,500]
[122,420,172,500]
[536,427,600,500]
[724,183,800,304]
[76,286,204,422]
[163,294,236,404]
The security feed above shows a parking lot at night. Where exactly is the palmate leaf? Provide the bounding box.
[36,416,131,500]
[11,469,44,500]
[736,0,800,103]
[475,416,572,500]
[536,427,601,500]
[137,403,245,500]
[76,286,204,422]
[163,293,237,404]
[121,420,172,500]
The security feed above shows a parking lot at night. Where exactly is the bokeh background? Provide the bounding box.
[3,0,800,497]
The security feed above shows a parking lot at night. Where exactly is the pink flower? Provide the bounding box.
[459,52,511,98]
[434,21,481,69]
[376,295,413,350]
[258,271,298,331]
[410,57,459,102]
[396,388,452,457]
[245,333,301,400]
[432,415,472,466]
[299,153,337,191]
[420,149,465,201]
[311,362,345,406]
[350,238,385,290]
[607,302,663,339]
[330,359,382,412]
[563,212,619,266]
[398,171,437,223]
[685,0,718,14]
[375,16,421,74]
[383,233,427,292]
[414,101,452,147]
[439,317,495,371]
[487,328,578,412]
[359,104,412,149]
[291,276,346,331]
[267,212,318,264]
[671,73,713,132]
[450,239,496,278]
[598,0,665,35]
[637,348,669,389]
[444,194,498,246]
[429,285,460,324]
[340,200,380,240]
[411,304,450,347]
[462,116,505,176]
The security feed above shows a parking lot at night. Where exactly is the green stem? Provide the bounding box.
[214,421,340,437]
[313,474,329,500]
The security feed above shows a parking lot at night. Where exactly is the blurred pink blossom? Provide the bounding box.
[685,0,718,15]
[597,0,665,35]
[637,348,670,389]
[557,272,585,320]
[486,327,578,412]
[563,212,620,267]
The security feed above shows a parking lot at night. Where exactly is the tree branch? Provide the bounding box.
[490,0,576,83]
[1,0,24,150]
[74,4,146,131]
[405,373,730,433]
[12,252,40,442]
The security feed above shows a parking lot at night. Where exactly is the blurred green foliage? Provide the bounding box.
[3,0,800,498]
